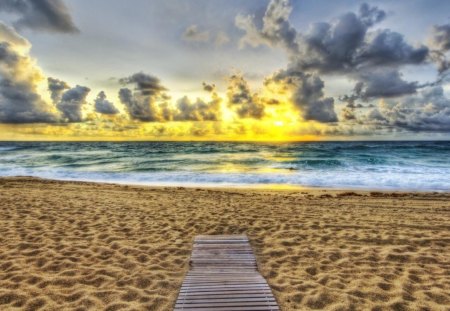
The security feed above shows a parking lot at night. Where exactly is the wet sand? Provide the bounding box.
[0,177,449,310]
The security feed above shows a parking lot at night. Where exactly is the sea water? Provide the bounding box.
[0,141,449,191]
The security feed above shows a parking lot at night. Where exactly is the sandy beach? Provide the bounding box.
[0,177,449,310]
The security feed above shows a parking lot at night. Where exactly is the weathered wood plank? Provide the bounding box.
[176,304,279,309]
[175,308,279,311]
[174,234,279,311]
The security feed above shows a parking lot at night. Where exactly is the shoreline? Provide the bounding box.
[0,177,449,310]
[1,176,448,194]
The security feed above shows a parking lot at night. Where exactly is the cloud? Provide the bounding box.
[342,68,418,104]
[119,72,167,96]
[430,24,450,52]
[358,3,386,27]
[183,25,210,42]
[0,0,79,33]
[266,69,338,123]
[202,82,215,92]
[56,85,90,122]
[118,72,169,122]
[0,22,29,48]
[118,88,162,122]
[48,77,69,103]
[362,86,450,132]
[340,107,357,121]
[294,7,427,73]
[94,91,119,115]
[174,95,221,121]
[183,25,230,47]
[429,23,450,73]
[0,24,57,123]
[236,0,298,51]
[355,29,428,68]
[119,73,224,122]
[48,77,90,122]
[237,1,427,73]
[236,0,438,127]
[227,74,265,119]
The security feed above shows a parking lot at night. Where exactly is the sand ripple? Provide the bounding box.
[0,178,449,310]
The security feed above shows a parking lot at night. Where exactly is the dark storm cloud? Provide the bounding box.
[341,69,418,106]
[237,1,415,72]
[430,24,450,52]
[174,96,221,121]
[47,77,91,122]
[236,0,298,51]
[118,87,162,122]
[202,82,215,92]
[0,77,56,123]
[56,85,90,122]
[0,0,79,33]
[48,77,69,103]
[119,73,222,122]
[267,69,338,123]
[118,72,169,122]
[355,29,428,68]
[429,50,450,74]
[236,1,429,123]
[358,3,386,27]
[0,42,17,63]
[364,86,450,132]
[292,6,427,73]
[94,91,119,115]
[0,41,56,123]
[227,74,265,119]
[429,23,450,73]
[119,72,167,97]
[237,0,429,114]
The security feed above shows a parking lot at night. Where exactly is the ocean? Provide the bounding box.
[0,141,449,191]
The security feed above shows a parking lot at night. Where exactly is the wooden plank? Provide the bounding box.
[174,234,279,310]
[178,291,274,296]
[181,281,269,285]
[178,292,274,296]
[181,281,269,286]
[179,286,271,292]
[180,285,271,291]
[176,298,276,303]
[175,307,279,311]
[195,235,248,239]
[175,308,279,311]
[175,302,279,308]
[177,294,276,300]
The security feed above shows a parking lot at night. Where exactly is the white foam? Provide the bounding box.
[0,146,17,152]
[1,168,448,191]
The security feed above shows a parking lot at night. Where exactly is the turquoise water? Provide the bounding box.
[0,141,449,190]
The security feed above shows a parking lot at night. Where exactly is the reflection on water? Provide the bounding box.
[0,141,449,190]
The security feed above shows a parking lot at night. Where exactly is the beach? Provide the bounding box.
[0,177,449,311]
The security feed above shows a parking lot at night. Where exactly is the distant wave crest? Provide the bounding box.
[0,141,449,191]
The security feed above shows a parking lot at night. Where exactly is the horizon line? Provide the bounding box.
[1,139,450,143]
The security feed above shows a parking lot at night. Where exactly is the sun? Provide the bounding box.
[274,121,284,127]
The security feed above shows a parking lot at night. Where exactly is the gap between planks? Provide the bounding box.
[174,234,279,311]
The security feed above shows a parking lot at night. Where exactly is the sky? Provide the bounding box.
[0,0,449,141]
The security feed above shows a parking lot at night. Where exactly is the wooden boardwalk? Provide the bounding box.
[174,234,279,311]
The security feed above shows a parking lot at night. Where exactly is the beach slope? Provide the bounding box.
[0,177,449,310]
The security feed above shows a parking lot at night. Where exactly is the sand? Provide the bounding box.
[0,177,449,311]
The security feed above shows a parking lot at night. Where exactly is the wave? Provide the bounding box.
[0,146,18,152]
[0,141,449,191]
[1,167,449,191]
